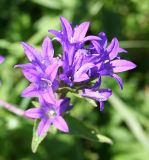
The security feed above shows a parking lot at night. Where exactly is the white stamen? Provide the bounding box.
[41,60,45,64]
[48,109,56,118]
[41,78,52,86]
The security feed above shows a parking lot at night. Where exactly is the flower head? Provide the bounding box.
[49,16,99,47]
[88,32,136,89]
[25,90,71,136]
[15,37,61,97]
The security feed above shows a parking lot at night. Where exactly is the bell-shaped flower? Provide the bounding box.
[25,91,71,136]
[80,88,112,111]
[91,32,136,89]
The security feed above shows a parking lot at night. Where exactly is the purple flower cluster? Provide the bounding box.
[16,17,136,136]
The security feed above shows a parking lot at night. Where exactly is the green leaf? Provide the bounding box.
[66,115,112,144]
[32,101,40,108]
[31,120,47,153]
[85,98,97,107]
[57,87,76,94]
[109,93,149,148]
[31,0,62,9]
[69,92,97,107]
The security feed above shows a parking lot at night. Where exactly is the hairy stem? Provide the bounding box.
[0,99,26,117]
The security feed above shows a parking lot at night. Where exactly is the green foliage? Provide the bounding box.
[31,120,47,153]
[0,0,149,159]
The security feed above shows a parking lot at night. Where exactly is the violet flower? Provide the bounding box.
[21,63,59,97]
[25,90,71,136]
[80,88,112,111]
[60,49,95,86]
[49,17,99,77]
[15,37,61,97]
[92,32,136,89]
[49,16,99,48]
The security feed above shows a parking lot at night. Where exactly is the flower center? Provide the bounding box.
[41,78,52,87]
[47,109,56,118]
[41,60,45,64]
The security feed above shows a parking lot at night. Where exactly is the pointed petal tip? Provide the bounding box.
[99,102,104,111]
[54,116,69,133]
[43,36,51,41]
[60,16,66,21]
[14,64,20,69]
[20,41,27,47]
[111,60,137,73]
[24,108,42,119]
[21,85,38,98]
[37,119,51,137]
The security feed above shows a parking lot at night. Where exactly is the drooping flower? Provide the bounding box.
[80,88,112,111]
[25,89,71,136]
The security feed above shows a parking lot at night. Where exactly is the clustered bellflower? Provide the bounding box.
[16,16,136,136]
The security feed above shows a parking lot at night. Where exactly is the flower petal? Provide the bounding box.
[100,101,105,111]
[21,84,38,97]
[81,88,112,102]
[42,37,54,59]
[59,73,73,86]
[48,30,62,40]
[25,108,43,118]
[107,38,119,60]
[74,63,95,80]
[98,32,108,47]
[73,22,90,42]
[60,16,73,40]
[74,73,89,82]
[110,60,136,73]
[83,36,100,42]
[53,116,69,132]
[21,42,35,61]
[41,88,56,105]
[45,63,59,82]
[23,69,39,83]
[118,48,127,53]
[14,63,35,70]
[58,98,72,113]
[111,73,123,89]
[37,119,51,136]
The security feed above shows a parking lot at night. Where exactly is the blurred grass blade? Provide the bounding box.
[19,98,31,110]
[66,115,112,144]
[109,93,149,148]
[120,40,149,48]
[31,0,62,9]
[31,120,47,153]
[0,39,11,48]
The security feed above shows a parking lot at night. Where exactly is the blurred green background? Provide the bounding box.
[0,0,149,159]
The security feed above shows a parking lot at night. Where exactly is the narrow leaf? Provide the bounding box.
[109,93,149,148]
[32,101,40,108]
[66,115,112,144]
[31,120,47,153]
